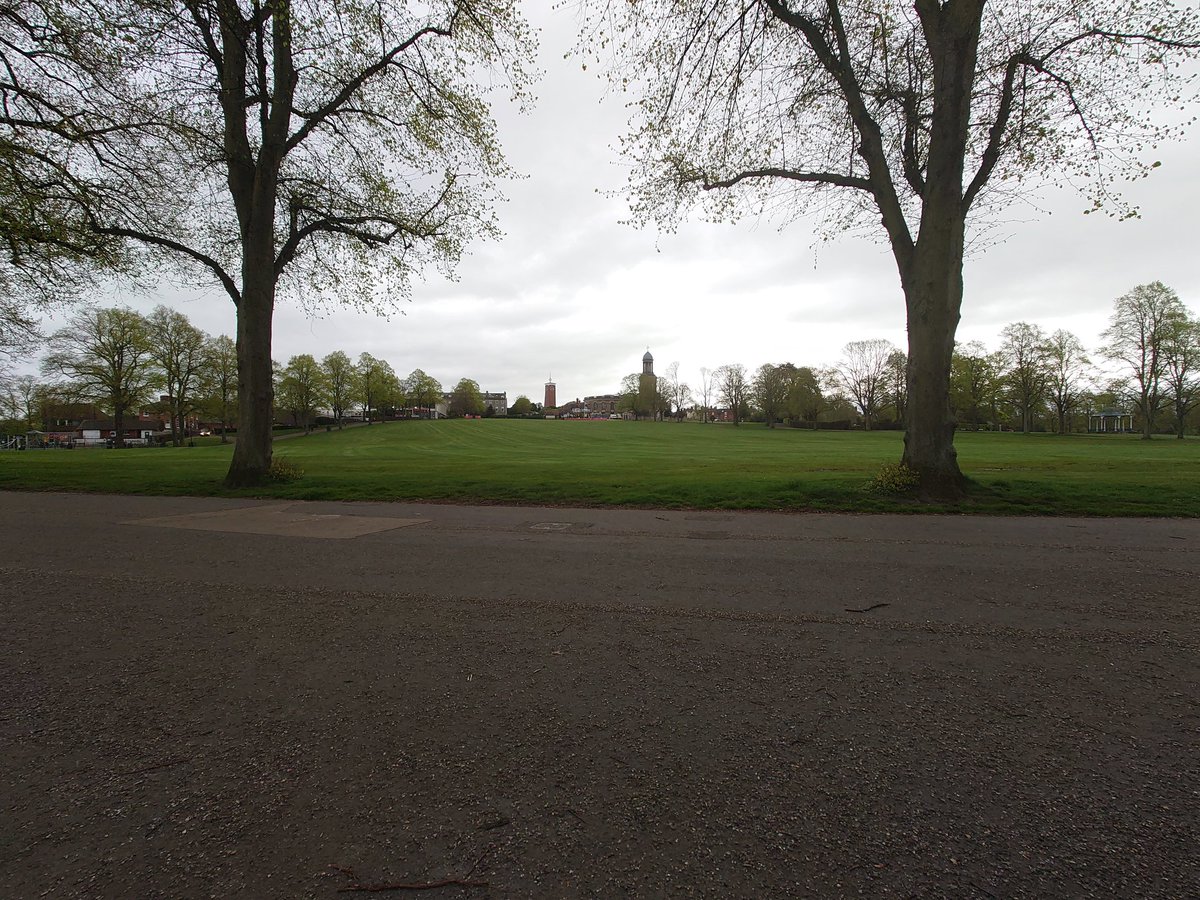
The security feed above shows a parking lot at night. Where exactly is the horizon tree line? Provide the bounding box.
[1,306,505,442]
[605,281,1199,436]
[5,280,1197,441]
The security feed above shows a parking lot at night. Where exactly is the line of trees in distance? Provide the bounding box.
[5,2,1199,497]
[0,305,498,443]
[8,281,1195,442]
[614,283,1200,437]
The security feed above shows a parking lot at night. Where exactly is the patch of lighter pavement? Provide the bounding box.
[122,503,428,539]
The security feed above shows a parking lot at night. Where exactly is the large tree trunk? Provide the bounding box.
[892,2,980,502]
[226,249,276,485]
[112,404,126,449]
[899,228,969,501]
[226,289,274,484]
[903,290,966,498]
[218,7,291,485]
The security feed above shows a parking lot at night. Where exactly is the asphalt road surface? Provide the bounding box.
[1,491,1197,898]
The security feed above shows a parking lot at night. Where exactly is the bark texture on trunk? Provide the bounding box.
[112,405,126,449]
[225,251,276,485]
[901,254,967,500]
[226,262,275,485]
[218,8,291,486]
[1140,394,1154,439]
[888,0,981,502]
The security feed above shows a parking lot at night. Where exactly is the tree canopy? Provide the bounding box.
[1,0,535,483]
[0,5,131,354]
[448,377,484,417]
[1102,281,1191,439]
[40,307,160,446]
[589,0,1200,496]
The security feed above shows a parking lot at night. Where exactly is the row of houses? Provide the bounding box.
[17,417,168,448]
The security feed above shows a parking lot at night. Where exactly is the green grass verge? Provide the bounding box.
[2,419,1197,516]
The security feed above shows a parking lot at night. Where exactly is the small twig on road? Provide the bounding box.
[845,602,890,613]
[334,872,487,893]
[565,807,587,825]
[462,846,495,880]
[332,846,493,894]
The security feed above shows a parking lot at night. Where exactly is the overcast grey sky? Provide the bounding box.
[37,4,1200,402]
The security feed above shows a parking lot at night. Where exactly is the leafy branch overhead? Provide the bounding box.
[2,0,535,485]
[586,0,1199,499]
[0,0,533,308]
[591,0,1200,240]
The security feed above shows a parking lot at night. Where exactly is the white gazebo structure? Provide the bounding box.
[1088,409,1134,433]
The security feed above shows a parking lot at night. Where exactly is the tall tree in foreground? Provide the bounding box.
[41,307,159,447]
[1102,282,1189,439]
[6,1,534,484]
[590,0,1200,497]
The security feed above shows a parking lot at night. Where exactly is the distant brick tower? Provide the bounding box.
[639,349,655,395]
[637,350,658,419]
[544,377,556,411]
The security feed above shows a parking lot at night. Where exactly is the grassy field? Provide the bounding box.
[2,418,1198,515]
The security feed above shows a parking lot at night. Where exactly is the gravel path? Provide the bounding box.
[1,492,1197,898]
